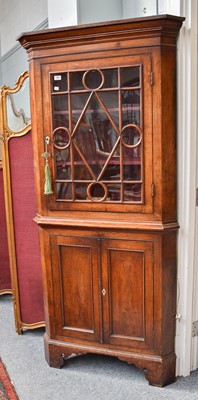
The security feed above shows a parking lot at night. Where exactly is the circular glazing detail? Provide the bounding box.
[53,127,71,149]
[121,124,142,148]
[87,182,107,202]
[83,69,104,90]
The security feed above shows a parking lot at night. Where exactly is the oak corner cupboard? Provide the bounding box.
[18,14,184,387]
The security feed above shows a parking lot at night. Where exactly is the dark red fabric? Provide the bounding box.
[9,132,44,324]
[0,169,11,291]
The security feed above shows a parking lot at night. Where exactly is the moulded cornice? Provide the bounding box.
[17,14,185,54]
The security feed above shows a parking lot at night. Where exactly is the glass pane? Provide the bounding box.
[74,163,93,180]
[73,124,97,177]
[88,182,106,201]
[123,164,141,182]
[73,144,94,180]
[121,66,140,87]
[52,95,69,129]
[102,69,118,88]
[93,121,118,155]
[121,125,141,147]
[122,90,140,127]
[75,183,87,200]
[99,92,119,127]
[56,183,72,199]
[56,164,70,180]
[73,94,118,177]
[53,128,70,148]
[55,147,71,180]
[70,71,85,91]
[83,69,103,90]
[51,73,67,92]
[123,145,141,181]
[71,93,90,128]
[124,183,142,202]
[73,135,96,180]
[101,162,120,181]
[99,142,120,181]
[107,184,120,201]
[6,77,31,132]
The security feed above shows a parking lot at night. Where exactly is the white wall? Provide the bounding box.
[48,0,123,28]
[0,47,28,87]
[48,0,158,28]
[0,0,48,56]
[192,36,198,368]
[123,0,157,18]
[78,0,122,25]
[48,0,78,28]
[0,0,48,86]
[158,0,180,15]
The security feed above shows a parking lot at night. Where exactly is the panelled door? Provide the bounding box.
[50,234,154,350]
[50,235,101,342]
[101,238,154,350]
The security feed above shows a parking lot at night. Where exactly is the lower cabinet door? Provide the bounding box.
[50,235,101,342]
[101,238,154,350]
[50,234,154,350]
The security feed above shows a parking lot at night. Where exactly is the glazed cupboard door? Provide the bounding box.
[49,235,101,342]
[41,54,153,214]
[101,239,154,350]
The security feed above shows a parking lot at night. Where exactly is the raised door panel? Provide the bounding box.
[50,235,101,342]
[41,53,153,214]
[101,239,154,350]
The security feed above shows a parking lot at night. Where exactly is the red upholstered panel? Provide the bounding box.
[0,168,11,291]
[9,132,44,324]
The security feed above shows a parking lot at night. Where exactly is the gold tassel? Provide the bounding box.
[42,136,53,195]
[44,161,53,195]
